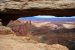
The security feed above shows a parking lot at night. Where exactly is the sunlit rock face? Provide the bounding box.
[0,0,75,17]
[31,22,59,30]
[0,26,15,35]
[0,0,75,10]
[63,22,75,29]
[32,22,52,27]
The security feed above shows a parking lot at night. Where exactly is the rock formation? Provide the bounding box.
[0,0,75,25]
[62,22,75,29]
[7,20,75,50]
[0,36,69,50]
[0,26,15,34]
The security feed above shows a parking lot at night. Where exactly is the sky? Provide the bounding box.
[18,16,75,22]
[33,16,75,18]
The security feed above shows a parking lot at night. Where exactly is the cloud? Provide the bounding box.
[34,15,55,18]
[34,15,75,18]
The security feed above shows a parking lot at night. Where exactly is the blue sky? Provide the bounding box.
[18,16,75,22]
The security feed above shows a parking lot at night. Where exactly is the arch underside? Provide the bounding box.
[0,8,75,50]
[0,8,75,25]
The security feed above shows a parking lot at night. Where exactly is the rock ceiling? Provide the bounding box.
[0,0,75,25]
[0,0,75,16]
[0,0,75,10]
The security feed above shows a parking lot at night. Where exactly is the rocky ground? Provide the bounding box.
[0,34,69,50]
[0,0,75,11]
[0,22,69,50]
[0,20,75,50]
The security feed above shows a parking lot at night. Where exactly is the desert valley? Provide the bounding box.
[0,19,75,50]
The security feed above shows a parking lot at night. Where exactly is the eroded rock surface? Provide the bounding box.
[0,26,15,34]
[0,0,75,11]
[0,34,69,50]
[0,0,75,26]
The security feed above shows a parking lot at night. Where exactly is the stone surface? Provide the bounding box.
[0,34,69,50]
[7,20,75,45]
[0,26,15,34]
[0,0,75,11]
[0,0,75,26]
[0,0,75,17]
[0,0,75,10]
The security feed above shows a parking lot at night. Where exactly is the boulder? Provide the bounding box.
[0,26,15,34]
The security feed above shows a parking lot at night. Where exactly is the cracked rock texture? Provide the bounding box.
[0,0,75,11]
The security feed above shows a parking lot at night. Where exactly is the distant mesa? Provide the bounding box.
[62,22,75,29]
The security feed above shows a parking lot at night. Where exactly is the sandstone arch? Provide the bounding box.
[0,0,75,25]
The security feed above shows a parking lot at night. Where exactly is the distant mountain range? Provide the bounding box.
[18,16,75,22]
